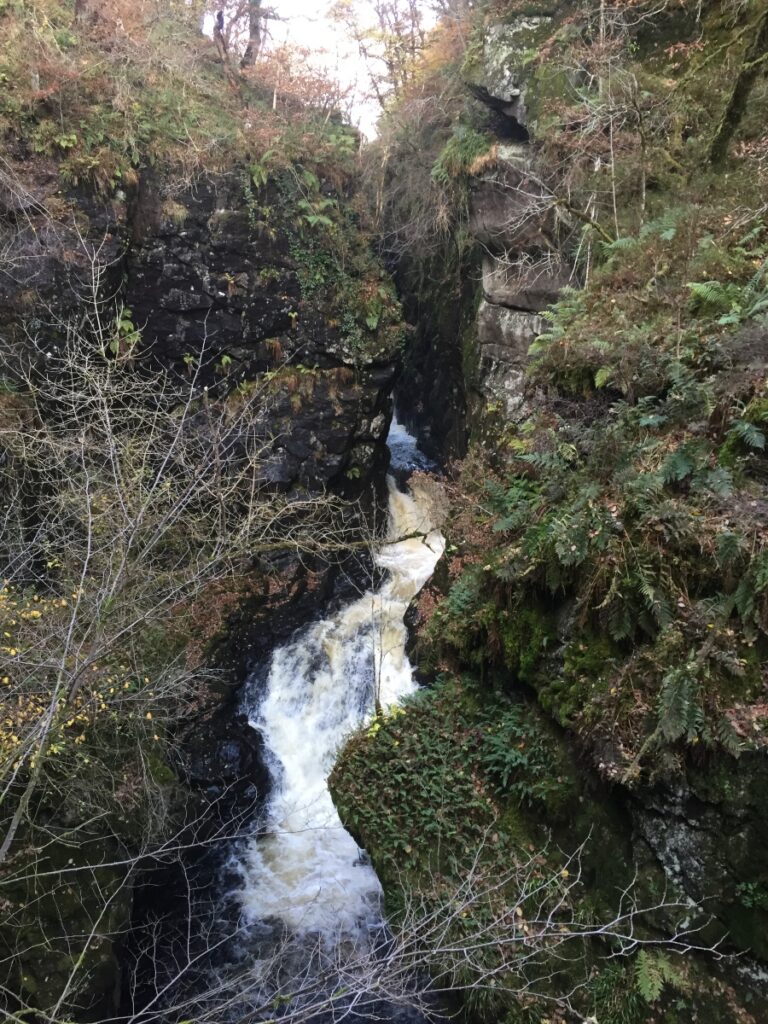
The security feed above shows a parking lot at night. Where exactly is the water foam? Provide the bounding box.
[238,461,444,940]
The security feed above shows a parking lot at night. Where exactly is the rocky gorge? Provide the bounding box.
[2,1,768,1023]
[335,2,768,1021]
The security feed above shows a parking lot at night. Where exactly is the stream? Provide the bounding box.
[235,417,444,945]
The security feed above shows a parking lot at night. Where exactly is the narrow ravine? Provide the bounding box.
[236,420,444,942]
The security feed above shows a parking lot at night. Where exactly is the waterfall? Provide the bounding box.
[236,422,444,942]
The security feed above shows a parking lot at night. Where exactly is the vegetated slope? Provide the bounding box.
[0,2,405,1018]
[331,1,768,1021]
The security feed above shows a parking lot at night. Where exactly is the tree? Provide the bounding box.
[331,0,430,109]
[241,0,263,67]
[709,3,768,168]
[0,236,363,1018]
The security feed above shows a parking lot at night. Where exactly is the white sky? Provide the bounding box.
[205,2,435,137]
[269,0,381,136]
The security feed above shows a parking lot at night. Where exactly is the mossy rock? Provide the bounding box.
[0,833,130,1016]
[498,602,556,683]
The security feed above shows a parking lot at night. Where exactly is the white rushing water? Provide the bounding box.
[238,430,444,941]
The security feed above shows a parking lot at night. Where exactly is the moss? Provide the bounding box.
[498,602,555,683]
[331,674,673,1020]
[146,751,177,786]
[744,395,768,424]
[536,633,620,727]
[0,832,130,1013]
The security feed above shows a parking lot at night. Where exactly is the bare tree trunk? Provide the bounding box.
[74,0,87,22]
[241,0,263,68]
[709,8,768,169]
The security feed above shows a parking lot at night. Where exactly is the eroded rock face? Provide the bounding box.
[464,16,555,136]
[125,172,399,494]
[467,147,569,415]
[469,145,555,252]
[0,168,399,495]
[0,162,124,326]
[459,11,578,419]
[394,255,472,463]
[476,300,543,418]
[482,253,572,311]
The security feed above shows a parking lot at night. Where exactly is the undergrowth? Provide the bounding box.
[419,196,768,782]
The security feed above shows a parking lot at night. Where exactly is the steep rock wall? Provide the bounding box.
[465,23,573,422]
[0,159,401,1015]
[0,165,399,495]
[125,172,398,493]
[394,252,473,462]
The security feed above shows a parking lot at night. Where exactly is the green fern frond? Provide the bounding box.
[715,715,742,758]
[658,664,699,742]
[730,419,766,451]
[635,949,686,1004]
[634,950,664,1003]
[662,447,695,483]
[687,279,739,314]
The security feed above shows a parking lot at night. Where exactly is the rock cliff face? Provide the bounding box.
[0,158,401,1016]
[394,259,473,462]
[125,172,399,492]
[465,22,573,421]
[1,166,399,496]
[394,15,573,450]
[463,14,554,138]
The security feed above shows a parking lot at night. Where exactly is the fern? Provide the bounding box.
[607,597,634,642]
[715,715,742,758]
[639,209,684,243]
[715,530,744,568]
[444,571,483,618]
[663,361,715,421]
[689,260,768,325]
[662,446,695,483]
[734,572,756,623]
[700,465,734,498]
[634,950,665,1003]
[598,234,638,269]
[634,950,685,1004]
[687,279,739,315]
[730,418,766,451]
[658,664,699,742]
[594,365,613,389]
[741,259,768,314]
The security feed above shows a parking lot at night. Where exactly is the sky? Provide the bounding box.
[269,0,381,136]
[203,1,383,135]
[205,1,436,138]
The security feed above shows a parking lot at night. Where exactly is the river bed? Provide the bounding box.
[235,419,444,944]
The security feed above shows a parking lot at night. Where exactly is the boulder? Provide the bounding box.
[482,253,571,311]
[469,146,557,252]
